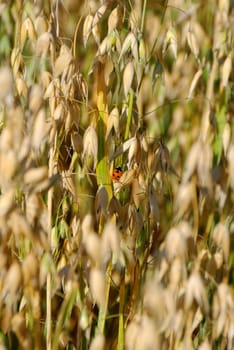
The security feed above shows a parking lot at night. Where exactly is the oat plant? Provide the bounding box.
[0,1,233,350]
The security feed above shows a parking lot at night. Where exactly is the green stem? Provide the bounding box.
[141,0,148,33]
[97,262,112,334]
[118,90,134,203]
[124,89,134,141]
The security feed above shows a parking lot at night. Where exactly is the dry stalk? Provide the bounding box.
[46,127,56,350]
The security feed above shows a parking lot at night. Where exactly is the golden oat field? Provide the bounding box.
[0,0,233,349]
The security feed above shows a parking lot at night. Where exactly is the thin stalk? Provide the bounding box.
[114,63,121,107]
[14,0,23,47]
[73,15,83,58]
[147,0,168,63]
[141,0,147,33]
[52,289,77,350]
[97,262,112,334]
[46,128,55,350]
[46,273,51,350]
[124,89,134,141]
[192,177,199,242]
[96,59,112,201]
[200,54,218,141]
[127,260,140,323]
[118,90,134,203]
[117,270,125,350]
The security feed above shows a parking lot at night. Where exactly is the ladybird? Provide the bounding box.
[112,166,123,181]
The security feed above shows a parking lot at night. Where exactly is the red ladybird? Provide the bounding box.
[112,167,123,181]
